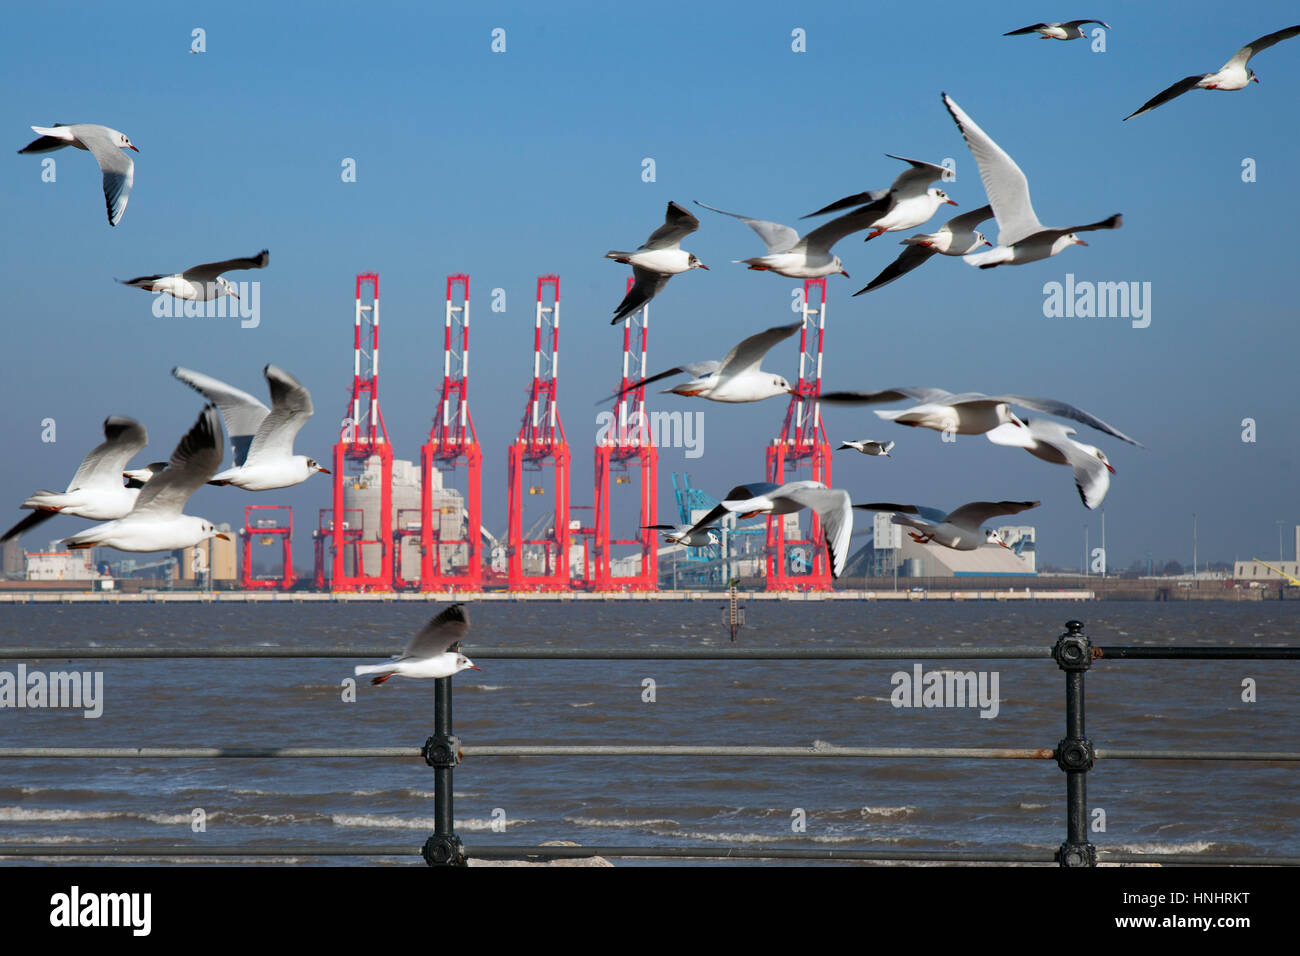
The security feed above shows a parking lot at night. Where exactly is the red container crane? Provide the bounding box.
[239,505,294,591]
[765,278,833,591]
[506,276,571,591]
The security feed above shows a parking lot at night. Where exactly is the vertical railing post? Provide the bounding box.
[1052,620,1097,867]
[421,676,465,866]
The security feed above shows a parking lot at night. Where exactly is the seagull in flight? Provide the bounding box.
[855,500,1041,551]
[2,417,161,542]
[837,440,894,457]
[63,406,229,552]
[17,123,137,226]
[119,250,269,301]
[355,604,480,685]
[854,205,994,294]
[604,322,799,403]
[802,155,957,241]
[693,200,875,278]
[686,481,853,578]
[1123,25,1300,119]
[606,202,708,323]
[644,524,721,547]
[172,365,328,491]
[943,93,1121,268]
[986,418,1115,509]
[820,386,1142,445]
[1003,20,1109,41]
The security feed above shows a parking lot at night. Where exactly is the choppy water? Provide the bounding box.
[1,601,1297,865]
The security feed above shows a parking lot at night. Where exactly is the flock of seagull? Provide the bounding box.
[7,20,1299,631]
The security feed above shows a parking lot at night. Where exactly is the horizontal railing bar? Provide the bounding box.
[1096,645,1300,660]
[3,644,1298,662]
[5,745,1297,761]
[462,745,1056,759]
[0,646,1053,660]
[0,747,419,758]
[0,844,1295,865]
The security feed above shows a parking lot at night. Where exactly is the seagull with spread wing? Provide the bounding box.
[172,365,328,491]
[2,417,161,542]
[942,93,1121,268]
[606,202,709,323]
[17,123,138,226]
[1123,25,1300,119]
[119,250,269,301]
[854,205,994,294]
[802,155,958,241]
[1003,20,1108,41]
[63,406,229,552]
[693,200,875,277]
[355,604,480,685]
[686,481,853,578]
[986,418,1116,510]
[603,322,799,403]
[854,500,1041,551]
[820,386,1142,446]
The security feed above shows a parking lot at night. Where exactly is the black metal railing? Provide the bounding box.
[1,620,1298,866]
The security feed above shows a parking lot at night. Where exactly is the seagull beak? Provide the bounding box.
[696,262,710,270]
[1075,239,1089,246]
[1105,463,1115,474]
[999,540,1010,549]
[127,145,139,152]
[470,664,481,671]
[319,467,331,474]
[983,239,993,247]
[840,269,850,277]
[945,199,958,206]
[787,388,798,394]
[1252,74,1260,83]
[216,533,231,541]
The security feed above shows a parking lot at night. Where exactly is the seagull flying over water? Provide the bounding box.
[942,93,1121,268]
[17,123,137,226]
[63,406,229,552]
[820,386,1142,445]
[986,418,1115,509]
[604,322,799,404]
[686,481,853,578]
[854,205,994,294]
[855,500,1041,551]
[693,201,877,278]
[1003,20,1109,41]
[1,417,159,542]
[606,202,708,323]
[1123,25,1300,119]
[172,365,328,491]
[355,604,480,685]
[802,155,957,241]
[119,250,269,301]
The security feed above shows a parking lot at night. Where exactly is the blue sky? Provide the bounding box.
[1,0,1297,571]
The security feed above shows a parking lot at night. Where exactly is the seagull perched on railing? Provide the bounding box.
[606,202,709,323]
[172,365,328,491]
[355,604,480,685]
[2,417,161,542]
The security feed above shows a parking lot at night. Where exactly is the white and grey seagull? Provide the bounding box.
[943,93,1121,268]
[63,406,229,553]
[1,417,160,542]
[820,386,1142,445]
[1123,25,1300,119]
[837,440,894,457]
[693,200,877,278]
[986,418,1115,510]
[604,322,799,403]
[172,365,329,491]
[686,480,853,578]
[17,123,138,226]
[355,604,479,685]
[854,500,1041,551]
[854,205,994,294]
[119,250,269,301]
[802,155,958,241]
[1003,20,1109,41]
[643,524,721,548]
[606,201,709,323]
